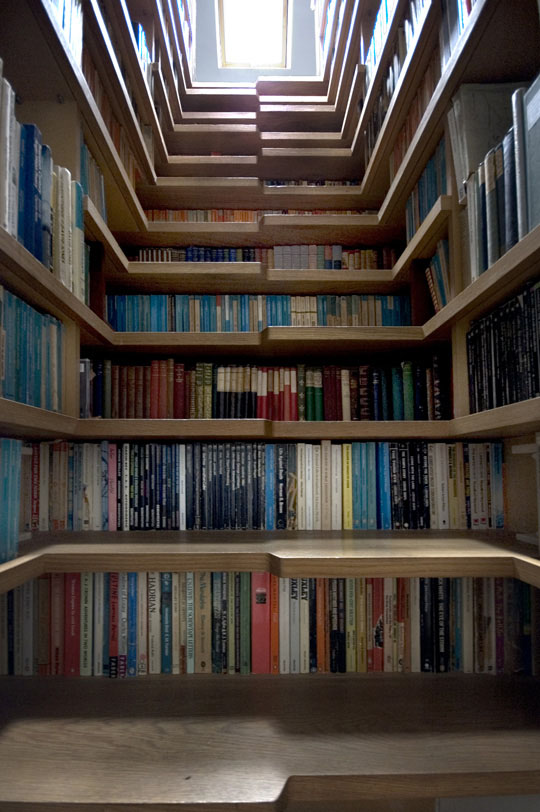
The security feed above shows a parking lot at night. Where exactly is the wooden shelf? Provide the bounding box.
[0,399,78,440]
[105,0,169,165]
[2,530,540,589]
[1,673,540,807]
[17,0,149,233]
[84,0,156,184]
[83,197,129,275]
[137,177,366,211]
[391,195,453,282]
[424,222,540,339]
[452,399,540,439]
[356,0,439,204]
[378,0,540,225]
[0,226,114,347]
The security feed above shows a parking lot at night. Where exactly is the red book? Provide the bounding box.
[119,365,128,418]
[144,365,151,418]
[316,577,328,672]
[135,365,144,418]
[150,361,159,419]
[167,358,175,418]
[251,572,271,673]
[50,572,64,675]
[279,368,285,421]
[271,368,280,421]
[109,572,119,678]
[372,577,384,672]
[63,573,81,676]
[158,360,168,419]
[174,363,185,418]
[322,366,334,420]
[127,366,136,419]
[270,574,280,674]
[335,368,343,420]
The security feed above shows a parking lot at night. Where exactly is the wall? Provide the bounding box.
[194,0,318,82]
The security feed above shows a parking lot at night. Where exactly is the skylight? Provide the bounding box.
[217,0,289,68]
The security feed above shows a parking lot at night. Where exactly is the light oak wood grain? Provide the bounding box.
[0,675,539,808]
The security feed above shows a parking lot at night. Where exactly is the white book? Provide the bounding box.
[409,577,421,673]
[137,571,148,675]
[305,443,313,530]
[0,78,14,232]
[462,576,474,673]
[289,578,300,674]
[93,572,104,676]
[80,572,93,676]
[297,442,306,530]
[321,439,332,529]
[299,577,310,674]
[477,443,489,529]
[312,444,321,529]
[185,571,195,673]
[172,572,180,675]
[331,443,342,529]
[147,571,161,674]
[178,443,186,530]
[52,165,72,290]
[279,577,290,673]
[7,117,20,238]
[435,443,449,529]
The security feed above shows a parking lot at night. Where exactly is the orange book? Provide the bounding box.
[251,572,271,673]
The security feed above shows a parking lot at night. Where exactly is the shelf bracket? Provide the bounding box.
[511,432,540,554]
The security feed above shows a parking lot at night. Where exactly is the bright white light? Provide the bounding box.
[219,0,288,68]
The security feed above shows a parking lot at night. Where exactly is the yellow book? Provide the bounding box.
[341,443,353,529]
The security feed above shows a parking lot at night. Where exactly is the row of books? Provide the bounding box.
[263,180,360,187]
[81,45,141,189]
[405,137,447,242]
[271,244,398,270]
[363,0,429,169]
[133,20,153,87]
[105,293,411,332]
[143,208,364,223]
[0,285,64,411]
[0,438,22,563]
[46,0,83,67]
[454,78,540,283]
[23,440,504,535]
[81,357,448,422]
[467,280,540,413]
[424,239,450,312]
[389,46,441,181]
[439,0,477,70]
[3,573,535,677]
[80,141,107,224]
[362,0,399,88]
[0,65,89,301]
[132,244,400,271]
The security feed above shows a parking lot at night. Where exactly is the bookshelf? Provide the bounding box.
[1,0,540,808]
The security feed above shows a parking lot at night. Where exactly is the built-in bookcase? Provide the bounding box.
[0,0,540,808]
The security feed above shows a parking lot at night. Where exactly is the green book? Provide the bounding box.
[313,368,324,421]
[305,367,315,421]
[401,361,414,420]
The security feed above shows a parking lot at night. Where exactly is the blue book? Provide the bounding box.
[490,441,505,528]
[376,442,392,529]
[351,442,361,529]
[127,572,138,676]
[391,366,404,420]
[211,571,223,672]
[150,295,160,331]
[265,443,275,530]
[160,572,172,674]
[41,144,53,269]
[101,441,109,530]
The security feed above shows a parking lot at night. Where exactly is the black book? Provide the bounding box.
[337,578,347,673]
[275,443,288,530]
[420,577,433,672]
[309,578,317,673]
